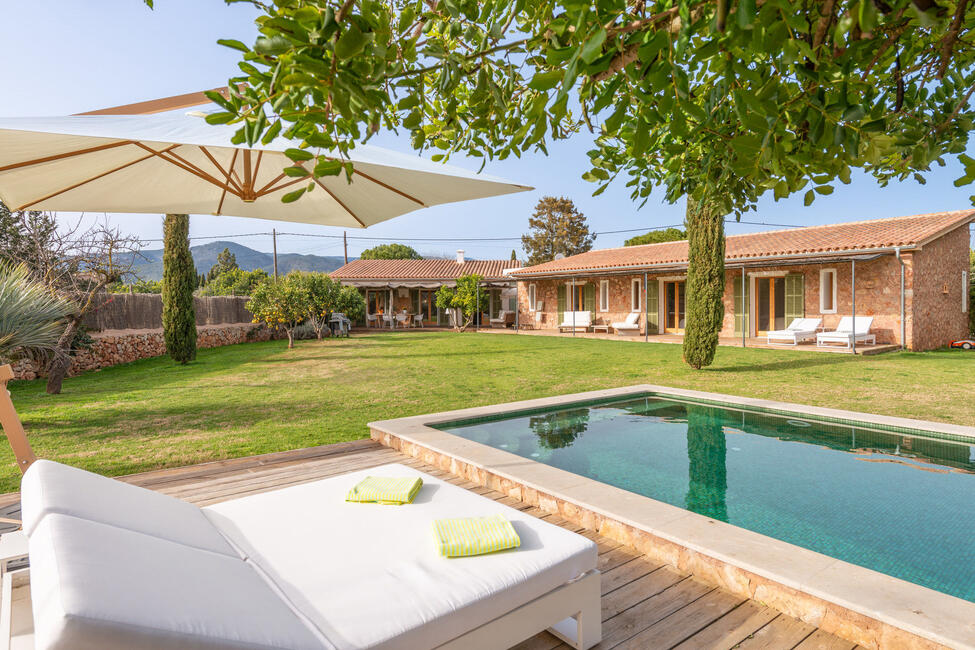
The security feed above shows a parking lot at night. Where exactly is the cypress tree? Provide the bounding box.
[682,198,725,369]
[162,214,197,364]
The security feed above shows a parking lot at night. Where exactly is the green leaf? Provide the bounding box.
[579,28,607,65]
[281,187,307,203]
[314,159,344,176]
[335,24,369,60]
[284,148,315,162]
[528,70,562,92]
[803,189,815,206]
[633,119,649,153]
[814,184,833,195]
[858,0,878,32]
[282,166,310,178]
[737,0,756,29]
[204,112,235,125]
[216,39,250,53]
[842,105,865,122]
[254,35,291,56]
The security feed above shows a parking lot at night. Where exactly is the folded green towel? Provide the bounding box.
[346,476,423,505]
[432,514,522,557]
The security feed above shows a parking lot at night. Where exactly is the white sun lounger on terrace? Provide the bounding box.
[7,460,601,650]
[558,311,591,333]
[816,316,876,349]
[611,313,641,335]
[766,318,822,345]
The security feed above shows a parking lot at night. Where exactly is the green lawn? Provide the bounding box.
[3,331,973,493]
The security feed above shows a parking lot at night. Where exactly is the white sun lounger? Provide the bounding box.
[816,316,876,349]
[558,312,591,333]
[8,460,601,650]
[611,313,641,335]
[766,318,822,345]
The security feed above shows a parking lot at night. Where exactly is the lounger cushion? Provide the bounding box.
[28,514,327,650]
[20,459,236,557]
[204,464,597,650]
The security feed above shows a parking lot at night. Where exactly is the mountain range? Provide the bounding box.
[125,241,352,281]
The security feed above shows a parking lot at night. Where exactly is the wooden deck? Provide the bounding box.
[0,441,859,650]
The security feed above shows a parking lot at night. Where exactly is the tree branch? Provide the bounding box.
[938,0,969,78]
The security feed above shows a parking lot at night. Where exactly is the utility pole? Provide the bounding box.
[343,231,348,264]
[272,228,278,280]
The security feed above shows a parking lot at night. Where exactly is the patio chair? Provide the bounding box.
[9,460,601,650]
[611,312,641,335]
[558,311,591,333]
[365,313,379,328]
[766,317,822,346]
[381,313,394,328]
[489,310,515,328]
[412,312,424,328]
[816,316,876,349]
[395,312,409,328]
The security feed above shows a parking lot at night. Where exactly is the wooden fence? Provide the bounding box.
[82,293,253,331]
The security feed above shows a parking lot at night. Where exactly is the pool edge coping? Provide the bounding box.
[368,385,975,650]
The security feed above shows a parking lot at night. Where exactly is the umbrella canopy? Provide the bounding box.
[0,113,531,228]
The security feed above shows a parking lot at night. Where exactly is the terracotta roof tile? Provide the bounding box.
[330,258,521,281]
[513,210,975,277]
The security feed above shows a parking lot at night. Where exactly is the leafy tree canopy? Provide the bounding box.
[208,247,240,281]
[522,196,595,265]
[247,271,312,348]
[198,267,270,296]
[624,227,687,247]
[213,0,975,213]
[435,273,486,331]
[358,243,422,260]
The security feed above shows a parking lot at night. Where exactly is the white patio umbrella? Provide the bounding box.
[0,112,531,227]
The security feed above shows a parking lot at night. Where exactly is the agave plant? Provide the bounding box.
[0,264,74,363]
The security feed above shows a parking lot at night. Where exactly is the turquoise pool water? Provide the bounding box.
[437,395,975,602]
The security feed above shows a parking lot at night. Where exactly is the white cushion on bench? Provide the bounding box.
[20,459,237,557]
[28,513,326,650]
[203,463,597,650]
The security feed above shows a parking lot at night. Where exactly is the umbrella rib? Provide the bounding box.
[0,140,134,174]
[216,149,239,216]
[13,146,174,211]
[306,171,366,227]
[199,146,243,193]
[131,143,240,196]
[257,176,306,197]
[352,168,426,206]
[256,172,287,196]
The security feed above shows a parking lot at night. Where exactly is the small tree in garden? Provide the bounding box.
[247,272,311,349]
[162,214,197,365]
[302,272,341,339]
[335,285,365,323]
[0,264,73,363]
[435,274,486,332]
[197,268,269,297]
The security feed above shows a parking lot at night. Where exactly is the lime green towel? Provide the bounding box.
[346,476,423,505]
[433,514,522,557]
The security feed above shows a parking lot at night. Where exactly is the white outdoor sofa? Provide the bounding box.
[816,316,876,349]
[5,460,600,650]
[558,311,591,333]
[489,311,515,328]
[766,318,822,346]
[611,313,641,335]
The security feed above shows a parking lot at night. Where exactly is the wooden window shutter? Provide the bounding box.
[584,283,596,321]
[557,284,566,324]
[733,276,750,336]
[784,273,804,324]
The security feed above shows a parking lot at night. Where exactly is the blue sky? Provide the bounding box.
[2,0,974,259]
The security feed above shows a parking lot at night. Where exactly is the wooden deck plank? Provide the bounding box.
[614,589,745,649]
[0,441,854,650]
[672,600,780,650]
[734,614,817,649]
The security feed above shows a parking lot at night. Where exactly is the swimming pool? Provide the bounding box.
[437,394,975,603]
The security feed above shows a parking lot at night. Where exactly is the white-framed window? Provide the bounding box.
[528,284,537,312]
[599,280,609,312]
[820,269,837,314]
[631,278,641,312]
[964,271,969,313]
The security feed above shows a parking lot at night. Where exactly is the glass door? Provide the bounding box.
[367,291,387,321]
[418,290,436,321]
[664,281,685,333]
[756,277,786,335]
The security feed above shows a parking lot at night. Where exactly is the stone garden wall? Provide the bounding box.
[12,323,281,381]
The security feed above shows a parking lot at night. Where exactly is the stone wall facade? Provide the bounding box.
[516,227,972,351]
[12,323,282,381]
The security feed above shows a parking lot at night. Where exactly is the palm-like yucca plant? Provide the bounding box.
[0,264,74,363]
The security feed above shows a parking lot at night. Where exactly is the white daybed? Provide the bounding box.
[766,318,822,345]
[4,460,600,650]
[558,311,591,333]
[816,316,875,349]
[611,313,641,335]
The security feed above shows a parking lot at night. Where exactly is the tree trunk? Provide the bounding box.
[286,329,295,349]
[162,214,197,364]
[682,197,726,369]
[46,317,79,395]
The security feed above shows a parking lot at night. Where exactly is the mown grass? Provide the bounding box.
[3,331,972,492]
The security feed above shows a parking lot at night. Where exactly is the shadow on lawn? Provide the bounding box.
[710,352,861,374]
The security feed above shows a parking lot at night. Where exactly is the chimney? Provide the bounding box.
[456,249,465,264]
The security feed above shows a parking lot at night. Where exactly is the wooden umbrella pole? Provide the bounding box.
[0,365,36,473]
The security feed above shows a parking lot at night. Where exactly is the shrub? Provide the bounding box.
[197,268,269,297]
[435,274,486,331]
[161,214,197,364]
[247,272,311,349]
